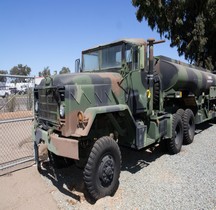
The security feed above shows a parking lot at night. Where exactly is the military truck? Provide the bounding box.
[33,38,216,200]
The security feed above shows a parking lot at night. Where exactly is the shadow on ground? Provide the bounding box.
[39,142,166,204]
[195,121,214,134]
[39,161,91,203]
[120,143,165,173]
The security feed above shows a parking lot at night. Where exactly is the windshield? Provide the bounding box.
[83,51,99,71]
[82,44,122,71]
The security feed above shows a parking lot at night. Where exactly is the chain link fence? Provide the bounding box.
[0,74,35,175]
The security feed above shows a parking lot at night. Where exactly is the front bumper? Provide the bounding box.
[34,128,79,160]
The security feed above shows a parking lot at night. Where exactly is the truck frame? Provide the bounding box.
[33,38,216,200]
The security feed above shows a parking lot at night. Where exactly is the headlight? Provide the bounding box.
[35,100,39,112]
[59,104,65,118]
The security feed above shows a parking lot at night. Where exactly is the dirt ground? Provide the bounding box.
[0,162,121,210]
[0,165,59,210]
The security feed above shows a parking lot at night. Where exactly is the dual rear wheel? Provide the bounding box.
[167,109,195,154]
[177,108,195,145]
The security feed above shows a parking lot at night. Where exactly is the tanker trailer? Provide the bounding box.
[153,55,216,144]
[156,55,216,96]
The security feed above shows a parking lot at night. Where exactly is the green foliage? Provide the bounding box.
[0,70,8,82]
[6,96,16,112]
[10,64,31,82]
[10,64,31,76]
[41,66,51,77]
[59,67,71,74]
[133,0,216,70]
[38,71,42,77]
[27,88,33,110]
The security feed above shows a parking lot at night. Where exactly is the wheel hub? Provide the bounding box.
[99,155,114,186]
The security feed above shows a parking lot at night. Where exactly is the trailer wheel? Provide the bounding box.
[83,136,121,200]
[176,108,184,117]
[167,114,183,154]
[182,109,195,144]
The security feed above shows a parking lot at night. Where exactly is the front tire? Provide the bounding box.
[167,114,183,154]
[83,136,121,200]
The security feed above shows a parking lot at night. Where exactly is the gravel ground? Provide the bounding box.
[38,121,216,210]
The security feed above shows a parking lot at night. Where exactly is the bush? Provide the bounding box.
[6,96,16,112]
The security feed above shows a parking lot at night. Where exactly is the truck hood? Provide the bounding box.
[38,72,123,87]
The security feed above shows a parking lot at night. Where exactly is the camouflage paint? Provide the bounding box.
[34,127,79,159]
[157,56,216,95]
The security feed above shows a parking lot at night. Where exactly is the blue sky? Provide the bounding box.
[0,0,185,76]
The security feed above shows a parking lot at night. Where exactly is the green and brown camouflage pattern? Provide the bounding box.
[156,56,216,95]
[33,38,216,159]
[154,55,216,123]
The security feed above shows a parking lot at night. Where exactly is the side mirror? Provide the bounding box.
[75,59,80,73]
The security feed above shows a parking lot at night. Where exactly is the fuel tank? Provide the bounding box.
[156,56,216,96]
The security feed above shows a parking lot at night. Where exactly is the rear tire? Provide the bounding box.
[176,108,184,117]
[182,109,195,144]
[167,114,183,154]
[83,136,121,200]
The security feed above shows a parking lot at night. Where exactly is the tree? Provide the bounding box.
[10,64,31,82]
[38,71,42,77]
[10,64,31,76]
[59,67,71,74]
[0,70,8,83]
[132,0,216,70]
[41,66,51,77]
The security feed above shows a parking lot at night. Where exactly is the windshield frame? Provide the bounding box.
[82,43,123,72]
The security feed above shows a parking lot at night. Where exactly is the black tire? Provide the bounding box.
[167,114,183,154]
[83,136,121,200]
[176,108,184,117]
[182,109,195,145]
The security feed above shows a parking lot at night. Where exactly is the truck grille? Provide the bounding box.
[36,87,65,124]
[38,89,58,122]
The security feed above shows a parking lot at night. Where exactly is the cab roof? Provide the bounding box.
[82,38,147,53]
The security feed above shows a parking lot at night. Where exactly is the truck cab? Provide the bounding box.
[78,38,146,73]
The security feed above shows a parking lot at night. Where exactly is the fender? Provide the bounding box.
[74,104,134,136]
